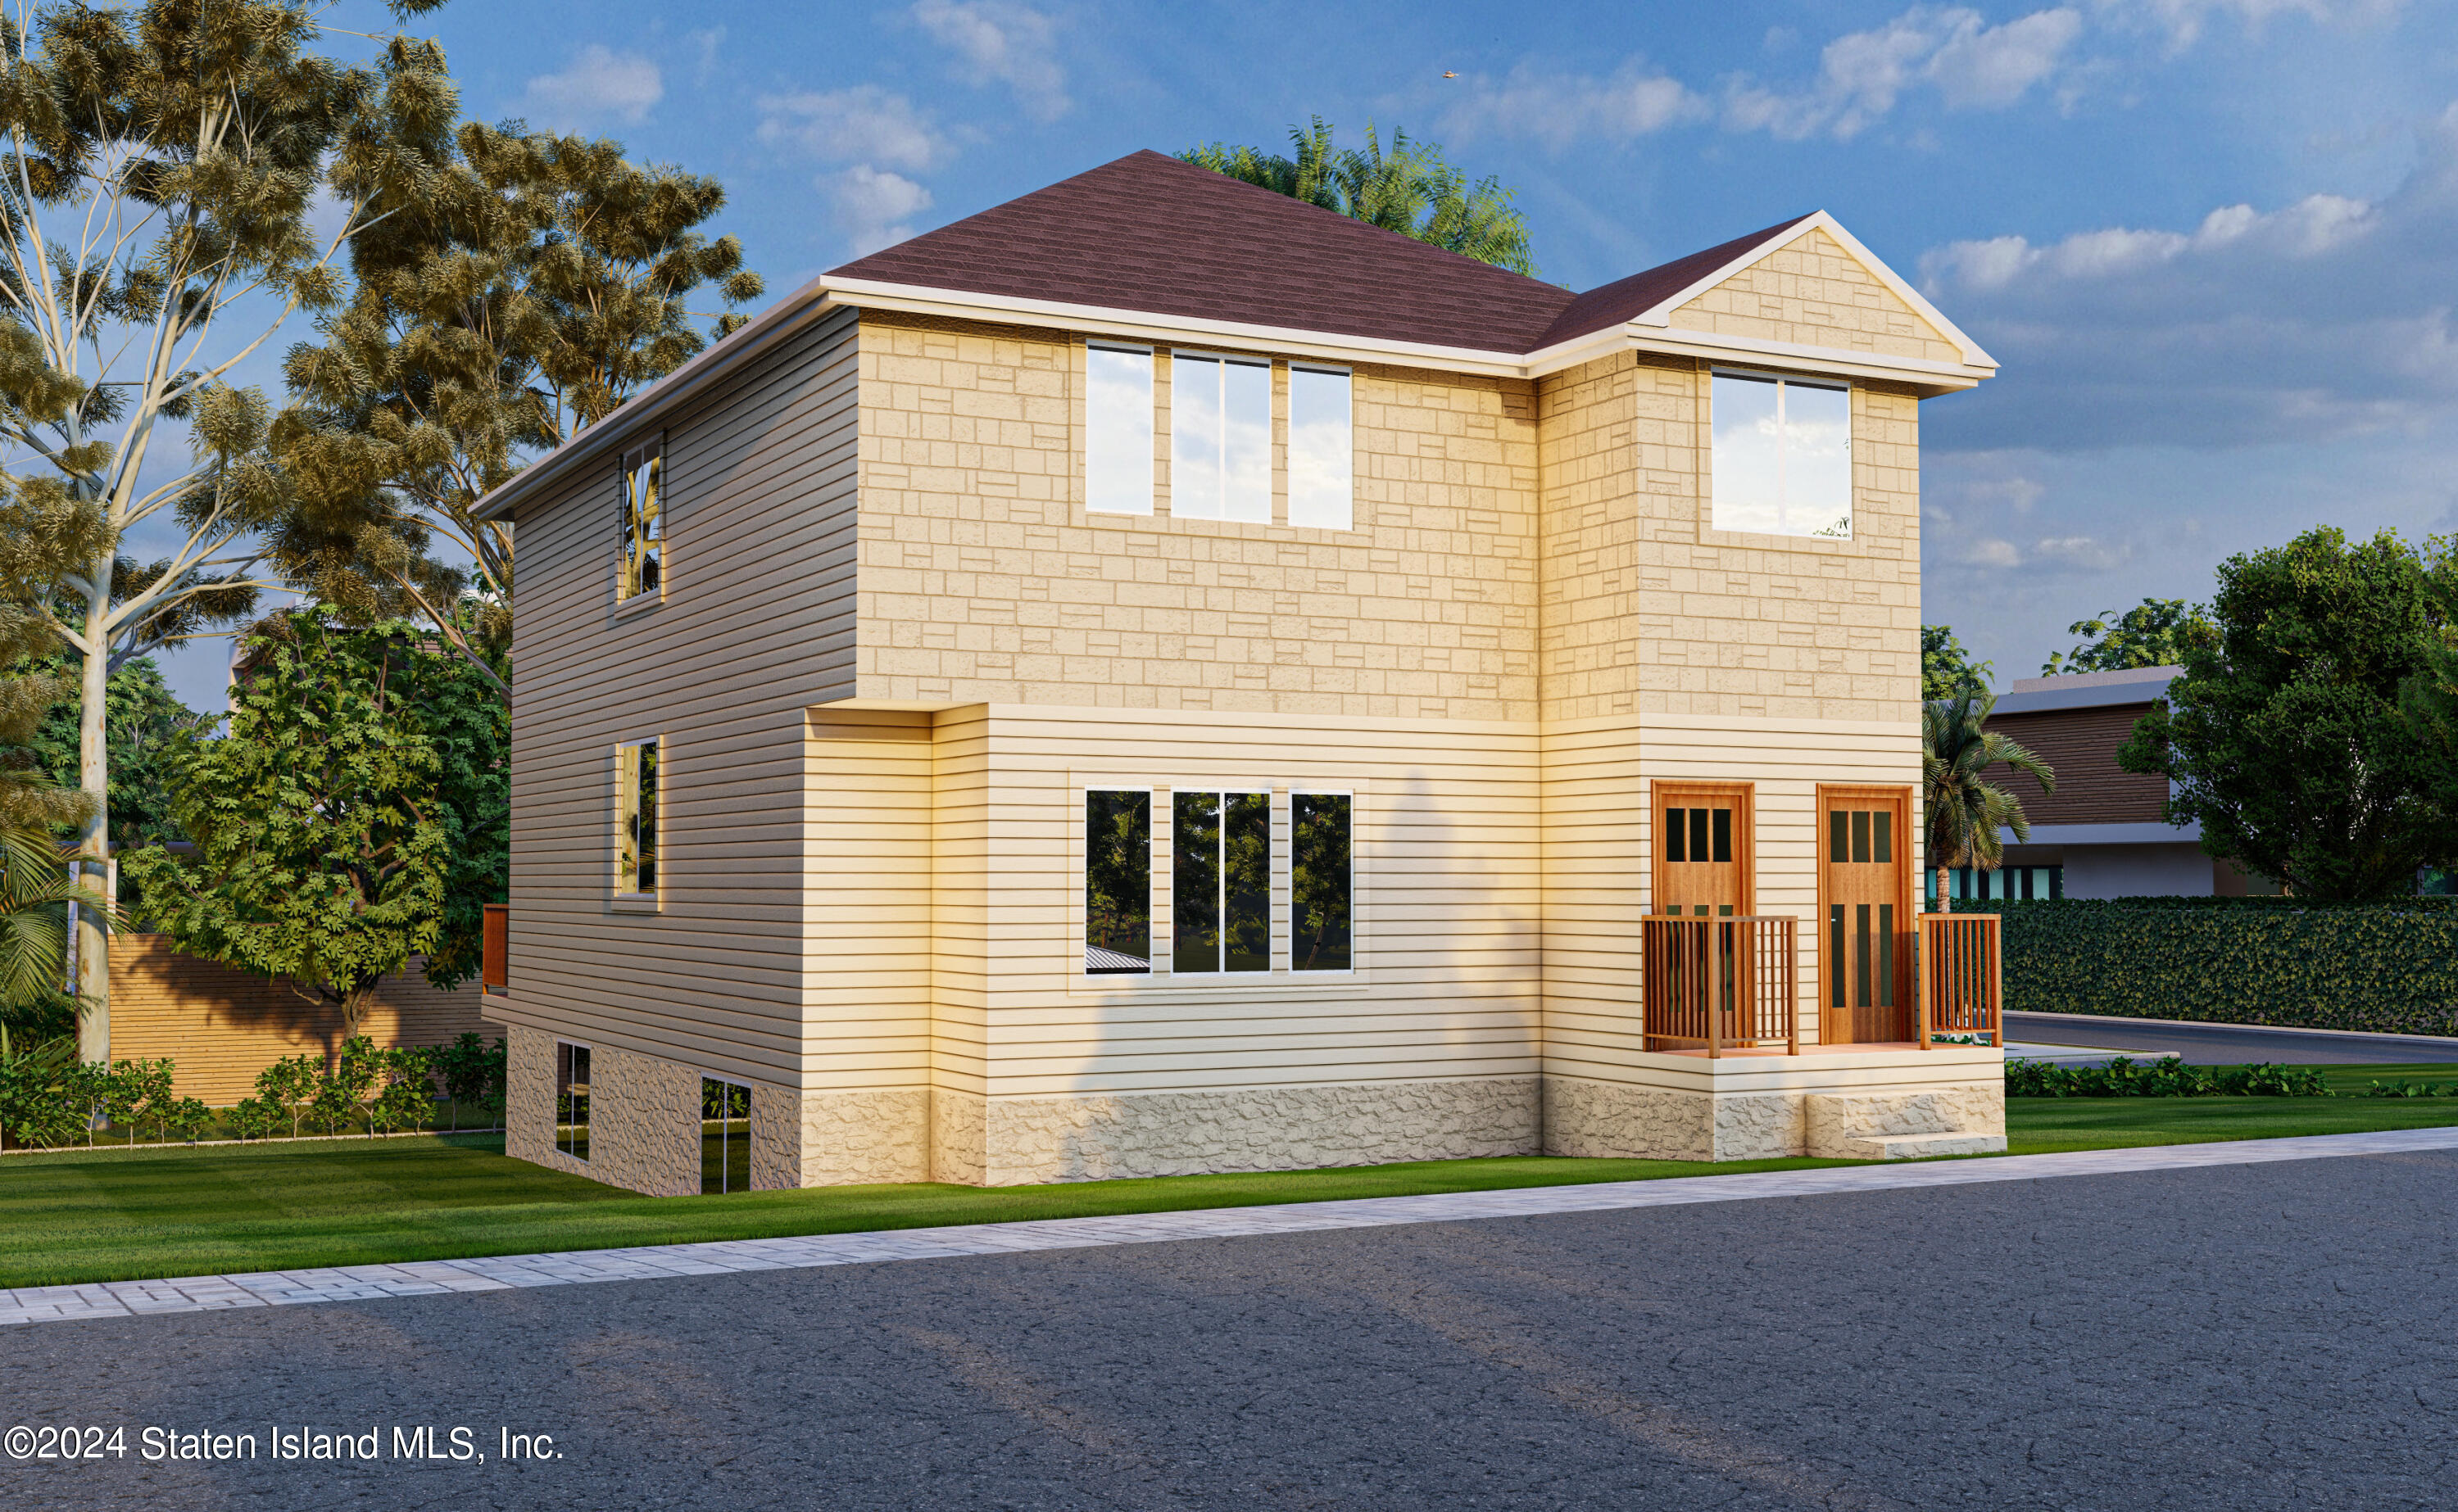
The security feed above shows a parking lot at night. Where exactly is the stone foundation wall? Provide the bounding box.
[797,1088,932,1186]
[1545,1073,2004,1162]
[506,1027,769,1197]
[959,1077,1541,1186]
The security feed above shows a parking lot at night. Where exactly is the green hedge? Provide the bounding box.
[1991,896,2458,1034]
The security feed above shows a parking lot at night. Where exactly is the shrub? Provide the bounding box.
[2007,1055,2329,1098]
[226,1095,283,1140]
[1998,897,2458,1034]
[0,1042,86,1148]
[255,1055,320,1139]
[160,1097,214,1143]
[370,1047,437,1134]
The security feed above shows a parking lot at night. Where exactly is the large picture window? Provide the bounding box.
[1290,792,1353,972]
[701,1077,751,1194]
[618,739,658,895]
[1086,345,1154,515]
[1710,373,1851,540]
[1172,791,1269,973]
[1168,352,1270,523]
[1085,790,1153,973]
[617,437,664,600]
[556,1043,591,1161]
[1286,366,1353,531]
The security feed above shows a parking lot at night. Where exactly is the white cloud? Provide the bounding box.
[1961,537,2026,568]
[1444,60,1706,149]
[830,166,934,257]
[756,86,954,173]
[1921,192,2378,291]
[912,0,1070,122]
[2092,0,2383,49]
[689,28,725,89]
[2031,534,2129,570]
[520,44,662,131]
[1725,6,2084,139]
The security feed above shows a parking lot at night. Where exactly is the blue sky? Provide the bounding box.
[142,1,2458,704]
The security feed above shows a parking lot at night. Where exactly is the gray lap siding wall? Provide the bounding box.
[501,305,860,1090]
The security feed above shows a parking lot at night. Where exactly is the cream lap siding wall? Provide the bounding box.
[501,304,860,1089]
[853,312,1541,721]
[885,705,1540,1100]
[802,710,934,1093]
[1665,227,1964,365]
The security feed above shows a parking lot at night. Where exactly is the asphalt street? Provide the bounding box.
[2004,1010,2458,1066]
[7,1149,2458,1510]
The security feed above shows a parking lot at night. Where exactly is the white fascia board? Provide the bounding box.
[471,273,842,521]
[1627,211,1998,372]
[823,276,1533,378]
[1545,325,1989,392]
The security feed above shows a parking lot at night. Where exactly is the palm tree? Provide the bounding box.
[1924,686,2054,912]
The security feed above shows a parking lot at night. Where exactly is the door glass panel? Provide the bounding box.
[1873,812,1892,865]
[1689,809,1710,862]
[1830,810,1848,862]
[1665,808,1687,863]
[1829,905,1845,1008]
[1877,904,1895,1007]
[1855,903,1872,1007]
[1712,808,1731,863]
[1852,811,1871,864]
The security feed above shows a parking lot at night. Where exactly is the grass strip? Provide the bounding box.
[7,1075,2456,1291]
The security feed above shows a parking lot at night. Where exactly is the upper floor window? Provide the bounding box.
[1287,366,1354,531]
[1169,352,1270,523]
[1710,373,1851,540]
[618,738,659,896]
[617,437,664,600]
[1086,345,1154,516]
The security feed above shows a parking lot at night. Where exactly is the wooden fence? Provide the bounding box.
[1918,912,2003,1048]
[1640,915,1799,1056]
[105,936,504,1105]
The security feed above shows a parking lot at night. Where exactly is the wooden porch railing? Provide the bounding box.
[1640,915,1799,1057]
[482,904,508,995]
[1917,912,2001,1048]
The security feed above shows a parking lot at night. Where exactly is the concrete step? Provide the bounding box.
[1824,1129,2007,1161]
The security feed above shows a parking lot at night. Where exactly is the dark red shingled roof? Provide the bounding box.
[829,150,1810,358]
[1532,214,1816,350]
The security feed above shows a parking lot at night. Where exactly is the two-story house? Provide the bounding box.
[477,150,2007,1196]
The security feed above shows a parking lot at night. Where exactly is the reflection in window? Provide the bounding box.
[1292,792,1353,972]
[1086,790,1152,973]
[556,1043,590,1161]
[618,739,658,894]
[1172,791,1269,973]
[1086,346,1154,515]
[1711,373,1852,539]
[701,1076,751,1194]
[1287,366,1354,531]
[1169,352,1270,523]
[617,437,663,600]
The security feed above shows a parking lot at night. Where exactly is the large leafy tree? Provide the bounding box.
[1181,118,1536,276]
[2040,597,2219,677]
[267,123,765,688]
[1924,686,2053,912]
[2122,527,2456,900]
[122,609,506,1042]
[1921,623,1991,699]
[0,0,457,1059]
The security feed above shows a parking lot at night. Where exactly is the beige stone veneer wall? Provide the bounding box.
[510,1025,802,1196]
[936,1077,1541,1186]
[1544,1073,2004,1163]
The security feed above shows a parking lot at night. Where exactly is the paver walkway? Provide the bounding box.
[11,1125,2456,1330]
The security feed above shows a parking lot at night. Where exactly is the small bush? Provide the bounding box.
[2007,1056,2329,1098]
[2362,1079,2458,1098]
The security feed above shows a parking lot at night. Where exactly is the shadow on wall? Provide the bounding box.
[105,935,501,1104]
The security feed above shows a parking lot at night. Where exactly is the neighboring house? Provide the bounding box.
[1968,666,2275,900]
[476,150,2008,1196]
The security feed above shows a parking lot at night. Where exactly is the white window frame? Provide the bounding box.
[1709,368,1854,542]
[614,736,661,909]
[1082,785,1158,977]
[614,434,666,609]
[1286,364,1355,532]
[1166,349,1272,525]
[1287,787,1358,976]
[1163,786,1272,977]
[555,1039,592,1162]
[1085,342,1155,516]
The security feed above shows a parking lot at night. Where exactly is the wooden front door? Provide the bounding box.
[1653,782,1754,918]
[1818,785,1914,1043]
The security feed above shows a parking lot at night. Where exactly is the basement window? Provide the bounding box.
[701,1077,751,1194]
[556,1043,591,1161]
[1711,373,1851,540]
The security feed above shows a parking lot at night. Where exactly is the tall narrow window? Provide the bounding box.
[1711,373,1852,539]
[1172,790,1269,972]
[1086,345,1154,514]
[618,739,659,895]
[1292,792,1353,972]
[1169,352,1270,523]
[556,1043,590,1161]
[701,1077,751,1194]
[1288,366,1354,530]
[617,437,664,600]
[1086,790,1153,973]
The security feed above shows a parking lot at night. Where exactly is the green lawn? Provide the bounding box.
[7,1069,2457,1291]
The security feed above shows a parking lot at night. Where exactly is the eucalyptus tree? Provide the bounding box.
[1924,686,2053,912]
[0,0,457,1059]
[269,123,765,687]
[1181,117,1538,276]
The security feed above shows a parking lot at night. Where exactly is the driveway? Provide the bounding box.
[7,1148,2457,1510]
[2005,1010,2458,1066]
